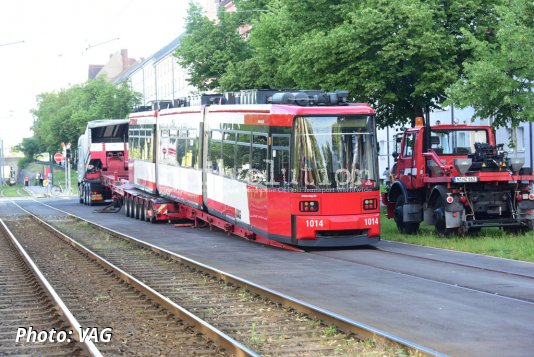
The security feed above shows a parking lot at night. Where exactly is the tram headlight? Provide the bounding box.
[363,199,377,210]
[300,201,319,212]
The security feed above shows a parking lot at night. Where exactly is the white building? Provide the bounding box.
[114,35,197,107]
[114,0,220,106]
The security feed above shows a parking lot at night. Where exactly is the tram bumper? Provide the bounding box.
[292,214,380,247]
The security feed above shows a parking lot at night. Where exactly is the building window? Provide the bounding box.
[517,126,525,152]
[507,127,525,152]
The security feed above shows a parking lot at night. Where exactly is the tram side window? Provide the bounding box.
[208,130,223,174]
[177,130,187,166]
[128,128,140,159]
[186,130,199,169]
[139,129,146,160]
[272,135,290,187]
[129,126,153,161]
[159,129,174,165]
[159,130,168,162]
[236,132,251,181]
[143,126,153,161]
[251,134,268,184]
[222,132,236,178]
[169,129,178,165]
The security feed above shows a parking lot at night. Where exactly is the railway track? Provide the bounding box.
[376,241,534,278]
[0,220,97,356]
[8,199,442,356]
[1,207,252,356]
[312,242,534,305]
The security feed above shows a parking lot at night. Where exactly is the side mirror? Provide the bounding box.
[392,152,399,162]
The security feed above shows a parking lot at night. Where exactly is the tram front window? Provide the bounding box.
[293,115,378,191]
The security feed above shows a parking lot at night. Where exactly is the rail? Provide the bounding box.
[10,200,258,357]
[0,218,103,357]
[23,199,444,356]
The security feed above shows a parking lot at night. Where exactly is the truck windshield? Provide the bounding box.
[293,115,378,191]
[431,129,488,155]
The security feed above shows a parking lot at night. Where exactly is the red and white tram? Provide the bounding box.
[124,90,380,249]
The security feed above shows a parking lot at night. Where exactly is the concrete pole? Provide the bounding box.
[64,147,68,192]
[530,122,533,169]
[386,126,390,171]
[0,139,4,185]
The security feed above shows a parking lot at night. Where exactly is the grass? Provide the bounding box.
[17,161,534,262]
[321,325,338,338]
[0,185,30,197]
[25,161,79,195]
[248,323,268,350]
[381,213,534,262]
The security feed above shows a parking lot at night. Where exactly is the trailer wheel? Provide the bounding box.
[79,184,84,204]
[143,201,149,222]
[148,202,156,224]
[87,183,93,206]
[128,197,134,218]
[134,200,140,220]
[87,185,92,206]
[394,195,420,234]
[434,196,458,237]
[125,196,131,217]
[82,183,87,205]
[84,184,89,205]
[140,200,146,221]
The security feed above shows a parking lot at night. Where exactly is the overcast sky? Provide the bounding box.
[0,0,197,151]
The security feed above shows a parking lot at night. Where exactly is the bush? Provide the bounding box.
[17,157,32,170]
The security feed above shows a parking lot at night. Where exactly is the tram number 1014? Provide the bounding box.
[305,219,325,228]
[365,217,379,226]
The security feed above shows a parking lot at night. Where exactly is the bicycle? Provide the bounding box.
[48,183,63,196]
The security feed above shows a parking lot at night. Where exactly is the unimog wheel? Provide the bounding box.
[394,195,420,234]
[434,196,459,237]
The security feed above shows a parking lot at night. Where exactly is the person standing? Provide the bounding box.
[382,167,390,184]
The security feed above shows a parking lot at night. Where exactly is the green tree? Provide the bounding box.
[172,0,505,127]
[31,78,139,153]
[175,2,249,91]
[447,0,533,127]
[245,0,459,126]
[223,0,345,90]
[13,137,45,160]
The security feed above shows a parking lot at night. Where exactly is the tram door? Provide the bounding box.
[271,134,290,188]
[247,133,269,233]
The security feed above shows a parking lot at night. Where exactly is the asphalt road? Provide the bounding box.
[3,197,534,357]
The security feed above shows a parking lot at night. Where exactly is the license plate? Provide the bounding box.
[452,176,479,183]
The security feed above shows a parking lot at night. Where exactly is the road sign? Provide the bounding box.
[54,153,64,164]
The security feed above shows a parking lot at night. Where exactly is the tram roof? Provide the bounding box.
[206,103,375,115]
